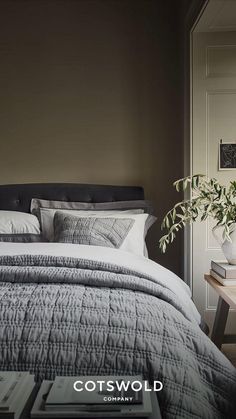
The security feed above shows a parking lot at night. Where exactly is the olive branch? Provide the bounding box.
[159,174,236,253]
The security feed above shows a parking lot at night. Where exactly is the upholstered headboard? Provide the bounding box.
[0,184,145,213]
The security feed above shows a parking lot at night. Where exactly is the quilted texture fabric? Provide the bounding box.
[53,212,134,248]
[0,255,235,419]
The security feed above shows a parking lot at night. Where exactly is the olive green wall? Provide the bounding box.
[0,0,184,275]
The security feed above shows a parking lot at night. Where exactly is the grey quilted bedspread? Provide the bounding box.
[0,255,235,419]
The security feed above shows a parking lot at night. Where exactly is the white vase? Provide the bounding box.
[212,226,236,265]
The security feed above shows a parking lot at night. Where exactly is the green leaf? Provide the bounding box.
[159,174,234,252]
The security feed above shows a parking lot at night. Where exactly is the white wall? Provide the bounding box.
[0,0,185,274]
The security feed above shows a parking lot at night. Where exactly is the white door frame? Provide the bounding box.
[184,1,208,289]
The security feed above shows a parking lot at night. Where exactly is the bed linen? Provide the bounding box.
[30,198,153,213]
[53,214,135,247]
[0,211,42,242]
[0,211,40,234]
[0,243,235,419]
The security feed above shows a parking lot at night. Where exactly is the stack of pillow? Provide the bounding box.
[0,199,156,257]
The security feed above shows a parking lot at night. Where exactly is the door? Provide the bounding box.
[192,31,236,331]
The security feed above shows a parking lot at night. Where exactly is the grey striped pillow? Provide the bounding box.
[0,234,44,243]
[53,212,134,248]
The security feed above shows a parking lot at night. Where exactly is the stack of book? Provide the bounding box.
[0,371,35,419]
[31,375,161,418]
[211,260,236,285]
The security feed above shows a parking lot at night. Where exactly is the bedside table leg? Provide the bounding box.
[211,296,230,349]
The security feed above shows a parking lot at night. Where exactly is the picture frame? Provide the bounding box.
[219,141,236,170]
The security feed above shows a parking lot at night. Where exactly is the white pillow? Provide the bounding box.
[0,211,40,234]
[40,208,149,256]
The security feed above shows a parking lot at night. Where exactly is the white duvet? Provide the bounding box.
[0,242,201,325]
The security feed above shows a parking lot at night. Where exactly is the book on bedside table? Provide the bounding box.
[211,260,236,279]
[210,269,236,286]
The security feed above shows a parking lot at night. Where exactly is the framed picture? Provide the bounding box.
[219,141,236,170]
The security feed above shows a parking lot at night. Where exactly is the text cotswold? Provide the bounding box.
[73,379,163,393]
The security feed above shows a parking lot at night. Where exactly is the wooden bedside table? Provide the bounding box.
[204,274,236,349]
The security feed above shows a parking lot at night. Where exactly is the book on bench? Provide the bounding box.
[0,371,35,419]
[31,375,162,418]
[45,375,143,411]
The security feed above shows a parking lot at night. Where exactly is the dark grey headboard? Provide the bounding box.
[0,183,144,213]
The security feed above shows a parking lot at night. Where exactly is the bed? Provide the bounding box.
[0,183,235,419]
